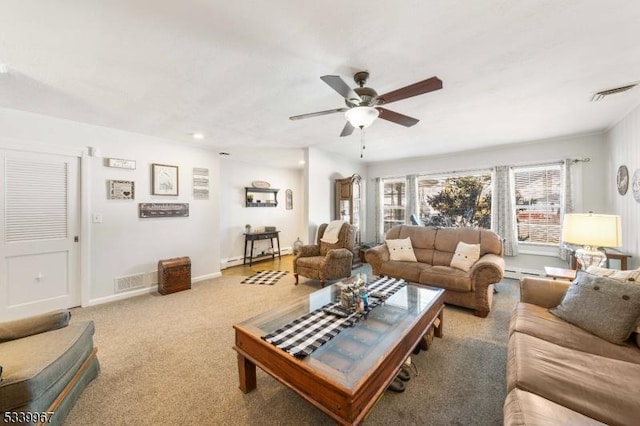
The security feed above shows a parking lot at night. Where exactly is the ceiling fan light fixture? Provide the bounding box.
[345,106,379,129]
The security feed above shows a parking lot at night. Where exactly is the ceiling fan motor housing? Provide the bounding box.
[347,86,378,107]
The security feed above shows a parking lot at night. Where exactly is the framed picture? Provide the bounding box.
[286,189,293,210]
[108,180,135,199]
[152,163,179,196]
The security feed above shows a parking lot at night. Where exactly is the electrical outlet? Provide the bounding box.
[92,213,103,223]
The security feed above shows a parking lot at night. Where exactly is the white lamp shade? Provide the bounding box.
[345,106,379,129]
[562,213,622,247]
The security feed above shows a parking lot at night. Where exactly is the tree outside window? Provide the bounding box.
[418,174,491,229]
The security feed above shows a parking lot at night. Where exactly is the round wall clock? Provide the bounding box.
[617,165,629,195]
[632,168,640,203]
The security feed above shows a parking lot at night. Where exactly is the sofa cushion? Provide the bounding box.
[380,261,431,283]
[550,271,640,344]
[507,332,640,425]
[419,266,472,292]
[0,310,71,344]
[504,388,606,426]
[0,321,95,411]
[450,241,480,272]
[386,237,417,262]
[510,302,640,364]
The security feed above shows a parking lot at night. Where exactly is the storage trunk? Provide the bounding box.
[158,256,191,295]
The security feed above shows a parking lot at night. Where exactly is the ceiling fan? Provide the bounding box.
[289,71,443,137]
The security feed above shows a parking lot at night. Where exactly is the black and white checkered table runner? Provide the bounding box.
[262,277,406,358]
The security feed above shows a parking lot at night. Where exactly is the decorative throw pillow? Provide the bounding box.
[450,242,481,272]
[550,271,640,345]
[586,265,640,283]
[386,237,417,262]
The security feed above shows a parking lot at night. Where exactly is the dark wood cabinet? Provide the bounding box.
[335,174,362,267]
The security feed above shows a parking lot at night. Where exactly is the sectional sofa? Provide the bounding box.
[505,276,640,425]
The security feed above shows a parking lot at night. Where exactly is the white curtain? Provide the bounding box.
[375,177,384,243]
[559,159,574,260]
[491,166,519,256]
[406,174,418,224]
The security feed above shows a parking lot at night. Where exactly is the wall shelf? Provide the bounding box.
[245,187,279,207]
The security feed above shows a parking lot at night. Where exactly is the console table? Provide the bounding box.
[243,231,281,266]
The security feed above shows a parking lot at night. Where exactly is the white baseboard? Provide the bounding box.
[504,267,545,280]
[86,271,222,307]
[221,247,292,269]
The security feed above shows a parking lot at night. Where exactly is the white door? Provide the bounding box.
[0,150,80,321]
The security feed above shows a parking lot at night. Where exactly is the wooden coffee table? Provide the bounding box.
[233,282,445,425]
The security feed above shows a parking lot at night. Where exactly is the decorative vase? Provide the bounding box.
[245,225,251,233]
[293,237,303,254]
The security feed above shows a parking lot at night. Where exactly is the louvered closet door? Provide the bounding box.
[0,150,80,321]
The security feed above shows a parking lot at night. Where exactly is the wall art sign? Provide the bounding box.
[632,168,640,203]
[617,165,629,195]
[107,158,136,169]
[152,163,179,196]
[285,189,293,210]
[108,180,135,200]
[138,203,189,218]
[193,167,209,199]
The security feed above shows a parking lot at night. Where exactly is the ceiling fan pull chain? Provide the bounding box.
[360,128,366,158]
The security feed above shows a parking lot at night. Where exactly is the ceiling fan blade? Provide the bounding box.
[378,76,443,105]
[289,107,348,121]
[376,107,420,127]
[320,75,362,102]
[340,121,355,137]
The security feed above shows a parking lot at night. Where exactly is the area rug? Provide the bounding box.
[240,270,288,285]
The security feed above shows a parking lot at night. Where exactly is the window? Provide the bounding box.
[417,172,491,229]
[382,178,406,233]
[513,165,561,244]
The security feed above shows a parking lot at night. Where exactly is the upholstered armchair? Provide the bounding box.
[294,222,357,287]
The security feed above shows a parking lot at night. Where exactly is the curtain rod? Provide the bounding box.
[376,157,590,180]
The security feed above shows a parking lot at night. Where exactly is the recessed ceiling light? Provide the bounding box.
[298,160,306,164]
[191,132,204,140]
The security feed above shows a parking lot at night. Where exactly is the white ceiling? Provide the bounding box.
[2,1,640,166]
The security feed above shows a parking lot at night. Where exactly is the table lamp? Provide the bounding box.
[561,213,622,270]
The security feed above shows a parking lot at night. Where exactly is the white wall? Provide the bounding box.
[0,107,221,304]
[364,132,608,273]
[306,147,367,243]
[605,103,640,269]
[219,158,304,267]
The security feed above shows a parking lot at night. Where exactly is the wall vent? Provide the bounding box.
[591,82,638,102]
[114,273,145,292]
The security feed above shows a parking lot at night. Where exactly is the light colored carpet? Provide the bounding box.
[65,272,517,425]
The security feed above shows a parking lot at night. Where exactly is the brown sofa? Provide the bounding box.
[365,225,504,317]
[505,277,640,425]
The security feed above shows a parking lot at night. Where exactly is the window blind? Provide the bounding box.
[513,165,561,244]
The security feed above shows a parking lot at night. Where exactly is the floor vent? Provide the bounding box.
[591,82,638,101]
[114,273,145,292]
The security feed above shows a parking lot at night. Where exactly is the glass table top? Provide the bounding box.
[236,281,444,390]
